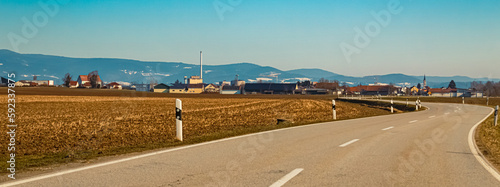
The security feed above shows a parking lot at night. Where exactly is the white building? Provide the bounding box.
[133,84,151,92]
[220,85,241,94]
[188,76,203,84]
[77,75,103,88]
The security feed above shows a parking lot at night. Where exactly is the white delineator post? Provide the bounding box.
[494,105,498,126]
[176,99,183,141]
[406,98,409,107]
[332,100,337,120]
[462,97,465,104]
[416,100,419,111]
[391,99,394,113]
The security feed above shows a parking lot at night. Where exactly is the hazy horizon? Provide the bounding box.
[1,0,499,79]
[2,48,498,80]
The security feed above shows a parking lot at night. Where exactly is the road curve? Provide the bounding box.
[2,102,499,186]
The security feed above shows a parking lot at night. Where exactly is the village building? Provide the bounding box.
[132,84,151,92]
[244,83,298,94]
[69,81,79,88]
[1,77,8,86]
[427,88,483,97]
[77,75,103,88]
[220,85,241,94]
[82,82,92,88]
[107,82,122,90]
[153,83,170,93]
[170,84,204,94]
[14,81,26,87]
[18,76,54,86]
[231,80,245,86]
[218,80,231,86]
[346,85,394,95]
[298,88,329,95]
[187,76,203,84]
[204,84,219,93]
[410,86,419,95]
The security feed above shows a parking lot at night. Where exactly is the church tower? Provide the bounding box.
[423,74,427,88]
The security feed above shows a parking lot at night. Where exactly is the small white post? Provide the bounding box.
[419,100,422,109]
[332,100,337,120]
[406,98,409,106]
[416,100,419,111]
[462,97,465,104]
[391,99,394,113]
[495,105,498,126]
[176,99,183,141]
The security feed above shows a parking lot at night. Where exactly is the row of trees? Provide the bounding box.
[471,81,500,97]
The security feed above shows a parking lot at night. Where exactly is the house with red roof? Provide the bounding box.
[346,85,395,95]
[77,75,103,88]
[69,81,79,88]
[107,82,122,90]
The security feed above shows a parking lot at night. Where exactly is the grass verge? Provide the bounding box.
[476,111,500,172]
[337,98,420,112]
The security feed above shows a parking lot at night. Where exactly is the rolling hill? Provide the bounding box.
[1,49,497,88]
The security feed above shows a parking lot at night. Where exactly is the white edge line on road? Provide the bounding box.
[339,139,359,147]
[409,120,418,123]
[0,118,338,187]
[269,168,304,187]
[468,107,500,182]
[429,115,436,118]
[382,126,394,131]
[445,112,450,115]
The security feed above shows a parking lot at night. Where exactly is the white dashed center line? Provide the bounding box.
[269,168,304,187]
[409,120,418,123]
[429,115,436,118]
[382,126,394,131]
[339,139,359,147]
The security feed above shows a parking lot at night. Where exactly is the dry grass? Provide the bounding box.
[0,88,398,172]
[476,114,500,170]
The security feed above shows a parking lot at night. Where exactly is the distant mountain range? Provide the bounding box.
[1,49,498,88]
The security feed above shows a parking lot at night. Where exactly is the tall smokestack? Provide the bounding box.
[200,51,203,79]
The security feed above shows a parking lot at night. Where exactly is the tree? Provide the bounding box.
[62,73,72,87]
[389,83,396,95]
[468,81,500,97]
[174,79,181,86]
[298,80,311,87]
[318,78,328,83]
[485,81,496,96]
[88,70,100,88]
[448,80,456,89]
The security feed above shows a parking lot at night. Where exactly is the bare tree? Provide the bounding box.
[62,73,72,87]
[88,70,100,88]
[469,81,500,97]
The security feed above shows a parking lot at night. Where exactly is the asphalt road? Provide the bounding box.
[3,102,500,186]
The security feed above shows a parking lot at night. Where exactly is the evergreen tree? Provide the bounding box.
[448,80,457,89]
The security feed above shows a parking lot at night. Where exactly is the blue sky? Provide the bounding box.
[1,0,499,78]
